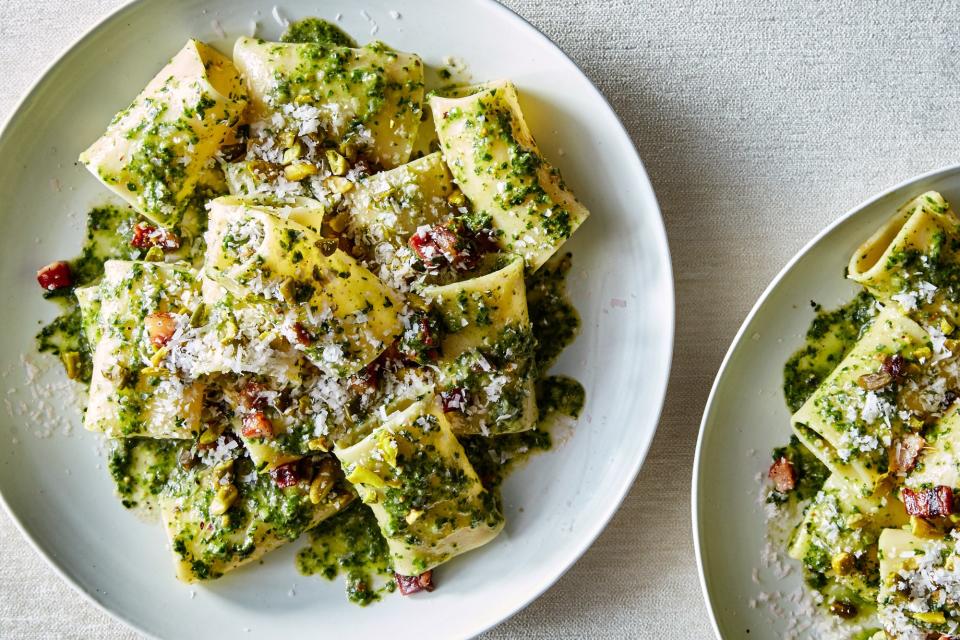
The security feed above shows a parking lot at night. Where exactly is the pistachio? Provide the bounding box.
[914,346,933,361]
[307,435,330,452]
[284,161,318,182]
[293,94,313,105]
[150,346,169,367]
[213,459,234,479]
[189,303,207,328]
[325,150,349,176]
[405,509,423,525]
[405,292,430,312]
[144,246,165,262]
[105,364,132,387]
[282,141,304,165]
[857,371,892,391]
[911,611,946,624]
[139,366,168,379]
[942,318,955,335]
[280,130,297,148]
[219,319,238,344]
[324,176,354,194]
[60,351,82,380]
[209,484,238,516]
[309,459,336,505]
[830,551,854,576]
[199,424,224,446]
[447,190,466,207]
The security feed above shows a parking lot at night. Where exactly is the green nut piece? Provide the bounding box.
[209,483,238,516]
[282,141,304,165]
[143,246,165,262]
[189,303,207,328]
[60,351,82,380]
[213,459,234,479]
[325,150,349,176]
[219,319,238,344]
[309,458,337,505]
[198,424,224,446]
[284,161,319,182]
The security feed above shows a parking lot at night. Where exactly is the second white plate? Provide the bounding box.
[693,164,960,639]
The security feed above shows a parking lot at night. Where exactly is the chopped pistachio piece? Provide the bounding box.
[325,176,354,193]
[61,351,82,380]
[209,484,238,515]
[282,141,304,165]
[325,150,348,176]
[284,161,318,182]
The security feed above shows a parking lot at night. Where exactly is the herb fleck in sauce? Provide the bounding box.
[296,503,395,606]
[282,18,358,47]
[527,252,580,372]
[36,205,139,383]
[783,292,878,413]
[107,437,181,513]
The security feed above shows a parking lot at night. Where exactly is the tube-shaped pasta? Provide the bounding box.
[792,306,932,495]
[84,261,204,438]
[848,191,960,323]
[430,81,589,271]
[233,37,424,169]
[203,196,402,376]
[335,398,503,575]
[80,40,247,227]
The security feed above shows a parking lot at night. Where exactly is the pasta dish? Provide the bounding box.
[768,191,960,638]
[34,17,588,603]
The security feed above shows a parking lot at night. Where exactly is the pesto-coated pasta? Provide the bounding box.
[51,17,588,598]
[80,40,247,227]
[431,81,589,270]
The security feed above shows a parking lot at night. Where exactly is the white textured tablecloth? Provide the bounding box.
[5,1,960,637]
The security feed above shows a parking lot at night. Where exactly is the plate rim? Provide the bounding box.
[690,162,960,639]
[0,1,676,638]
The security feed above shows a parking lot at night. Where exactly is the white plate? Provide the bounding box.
[693,164,960,639]
[0,1,673,638]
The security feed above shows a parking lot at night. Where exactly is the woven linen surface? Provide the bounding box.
[4,1,960,638]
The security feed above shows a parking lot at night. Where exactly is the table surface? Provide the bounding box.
[5,0,960,637]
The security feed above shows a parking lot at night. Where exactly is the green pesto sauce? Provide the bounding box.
[296,502,395,606]
[782,291,878,413]
[769,435,829,504]
[36,205,139,383]
[107,437,181,511]
[461,375,585,490]
[461,427,551,491]
[527,252,580,372]
[537,375,585,419]
[168,454,323,580]
[281,18,358,47]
